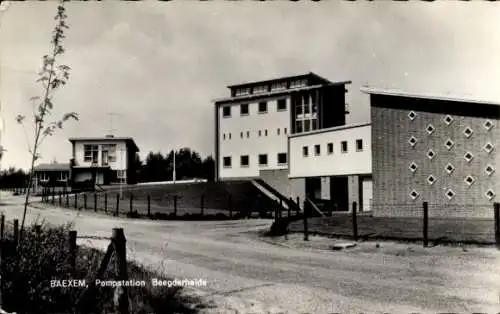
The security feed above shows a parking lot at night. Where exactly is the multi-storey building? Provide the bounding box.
[363,87,499,218]
[214,73,367,210]
[69,135,140,186]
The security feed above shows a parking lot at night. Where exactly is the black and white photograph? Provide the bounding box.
[0,0,499,313]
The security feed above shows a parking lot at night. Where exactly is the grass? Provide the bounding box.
[0,222,205,314]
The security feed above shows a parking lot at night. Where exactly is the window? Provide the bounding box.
[277,99,287,111]
[304,103,311,114]
[304,120,311,132]
[427,175,436,185]
[102,144,116,164]
[235,87,249,96]
[222,106,231,118]
[264,129,268,136]
[409,189,419,200]
[426,149,436,160]
[39,172,49,182]
[240,132,243,139]
[117,170,126,179]
[246,131,250,138]
[407,111,417,121]
[311,103,318,114]
[240,104,249,115]
[296,103,303,115]
[228,133,231,140]
[253,85,268,94]
[258,130,262,137]
[223,134,226,140]
[271,81,287,91]
[59,172,68,181]
[295,121,303,133]
[443,115,454,125]
[258,154,268,166]
[409,162,418,173]
[327,143,333,154]
[258,101,267,113]
[444,139,454,150]
[408,136,418,147]
[84,144,99,163]
[426,124,435,135]
[223,156,232,168]
[314,144,321,156]
[311,119,317,130]
[284,128,287,134]
[445,189,456,200]
[302,146,309,157]
[277,153,287,165]
[240,155,249,167]
[290,79,306,89]
[303,94,309,105]
[277,128,280,135]
[356,139,363,151]
[341,141,348,153]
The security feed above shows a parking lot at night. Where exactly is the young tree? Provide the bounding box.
[16,0,78,238]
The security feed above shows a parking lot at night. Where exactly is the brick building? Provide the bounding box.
[363,87,499,218]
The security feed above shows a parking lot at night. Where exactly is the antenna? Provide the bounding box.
[106,112,121,136]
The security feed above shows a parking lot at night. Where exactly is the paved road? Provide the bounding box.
[1,193,499,313]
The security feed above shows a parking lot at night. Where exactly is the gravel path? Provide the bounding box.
[1,193,499,314]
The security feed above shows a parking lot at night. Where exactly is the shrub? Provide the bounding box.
[0,223,202,313]
[126,210,141,218]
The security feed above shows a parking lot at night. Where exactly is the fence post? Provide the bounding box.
[147,194,151,217]
[287,198,291,217]
[59,191,62,205]
[74,192,78,209]
[116,194,120,216]
[352,201,358,241]
[84,194,87,210]
[112,228,130,314]
[200,194,204,216]
[173,195,178,216]
[52,188,55,204]
[94,193,97,212]
[104,193,108,213]
[296,196,300,216]
[303,200,309,241]
[68,230,77,274]
[494,203,499,249]
[66,191,69,207]
[13,219,19,247]
[279,199,283,219]
[423,202,429,248]
[129,193,133,213]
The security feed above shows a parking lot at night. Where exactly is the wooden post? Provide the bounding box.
[494,203,499,249]
[94,193,97,212]
[104,193,108,213]
[74,192,78,209]
[52,188,55,204]
[173,195,178,216]
[288,198,292,217]
[200,194,204,216]
[129,193,133,213]
[112,228,130,314]
[13,219,19,247]
[66,192,69,207]
[352,201,358,241]
[69,230,77,274]
[147,194,151,217]
[296,196,300,216]
[423,202,429,248]
[116,194,120,216]
[59,191,62,205]
[84,194,87,210]
[303,200,309,241]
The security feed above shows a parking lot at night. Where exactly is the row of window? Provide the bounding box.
[233,79,307,97]
[302,139,364,157]
[223,153,288,168]
[83,144,117,165]
[222,99,287,118]
[222,127,289,140]
[37,172,68,182]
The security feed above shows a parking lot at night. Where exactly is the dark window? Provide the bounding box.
[302,146,309,157]
[277,153,287,165]
[240,104,249,115]
[258,154,268,166]
[228,133,231,140]
[223,134,226,140]
[327,143,334,154]
[222,106,231,117]
[295,121,303,133]
[341,141,348,153]
[223,156,232,168]
[258,102,267,113]
[303,94,309,105]
[284,128,287,134]
[240,132,243,138]
[277,128,280,135]
[258,130,262,137]
[312,119,317,130]
[296,104,303,115]
[356,139,363,151]
[304,104,310,114]
[314,144,320,155]
[240,155,249,167]
[264,129,268,136]
[277,99,287,111]
[304,120,311,132]
[246,131,250,138]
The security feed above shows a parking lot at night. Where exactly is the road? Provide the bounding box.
[1,193,499,314]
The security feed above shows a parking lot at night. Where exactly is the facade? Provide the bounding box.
[69,135,140,187]
[32,162,70,193]
[214,73,369,211]
[363,87,500,218]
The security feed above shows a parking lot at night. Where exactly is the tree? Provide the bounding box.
[200,155,215,181]
[16,0,78,238]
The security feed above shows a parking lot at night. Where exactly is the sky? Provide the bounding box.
[0,1,499,171]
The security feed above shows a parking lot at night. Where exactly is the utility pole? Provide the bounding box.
[172,149,176,184]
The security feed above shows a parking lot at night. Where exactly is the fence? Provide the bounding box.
[0,214,131,314]
[38,187,292,220]
[287,201,500,248]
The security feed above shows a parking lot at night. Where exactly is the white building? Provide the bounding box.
[69,135,140,186]
[214,73,372,212]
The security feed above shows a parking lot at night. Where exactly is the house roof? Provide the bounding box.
[360,87,500,107]
[68,136,140,152]
[34,163,70,172]
[227,72,334,89]
[214,81,352,104]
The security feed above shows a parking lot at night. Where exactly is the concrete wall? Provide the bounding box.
[259,169,290,197]
[371,96,499,218]
[218,96,290,179]
[289,123,372,178]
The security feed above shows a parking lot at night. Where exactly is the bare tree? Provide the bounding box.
[16,0,78,239]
